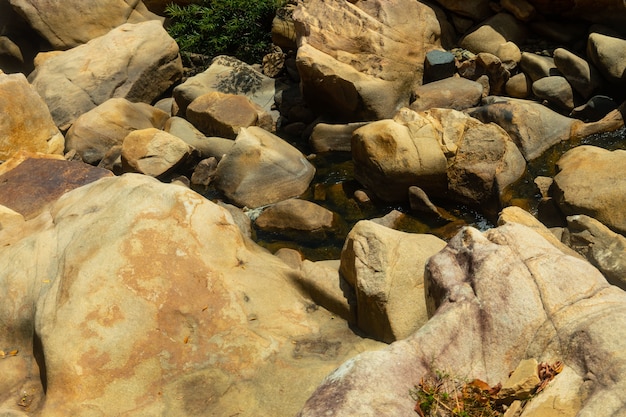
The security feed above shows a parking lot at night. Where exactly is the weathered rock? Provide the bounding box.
[0,174,382,416]
[255,199,338,241]
[468,97,581,160]
[422,50,456,84]
[121,128,192,177]
[65,98,169,164]
[352,108,525,206]
[309,122,369,153]
[214,126,315,208]
[172,55,280,118]
[293,0,444,121]
[532,76,576,112]
[519,52,558,82]
[410,77,484,112]
[190,157,218,187]
[186,91,274,139]
[339,220,447,343]
[0,72,63,160]
[587,32,626,86]
[457,52,510,95]
[0,156,112,219]
[459,13,527,68]
[552,145,626,235]
[351,116,447,202]
[7,0,161,49]
[499,358,540,400]
[298,222,626,417]
[164,116,234,160]
[505,72,532,98]
[272,2,297,51]
[563,214,626,290]
[28,21,182,130]
[553,47,603,99]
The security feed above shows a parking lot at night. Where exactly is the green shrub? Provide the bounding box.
[165,0,286,65]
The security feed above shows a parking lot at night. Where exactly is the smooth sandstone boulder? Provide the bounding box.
[121,128,192,177]
[553,47,603,99]
[164,116,234,159]
[0,72,63,159]
[65,98,170,164]
[7,0,161,49]
[254,199,338,241]
[410,77,484,112]
[214,127,315,208]
[587,32,626,86]
[339,220,447,342]
[0,174,382,416]
[552,145,626,235]
[29,21,182,130]
[298,222,626,417]
[532,76,576,111]
[293,0,444,121]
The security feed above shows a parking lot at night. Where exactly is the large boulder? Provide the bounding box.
[351,108,525,206]
[65,98,170,164]
[213,126,315,208]
[339,220,446,342]
[7,0,161,49]
[0,173,382,416]
[293,0,445,121]
[587,32,626,86]
[28,21,182,130]
[467,97,623,160]
[552,145,626,235]
[0,72,63,159]
[297,222,626,417]
[121,128,192,177]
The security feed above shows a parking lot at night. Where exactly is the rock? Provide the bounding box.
[0,204,24,233]
[446,114,526,207]
[422,50,456,84]
[351,116,447,202]
[190,157,218,187]
[65,98,169,164]
[0,174,383,416]
[519,52,558,82]
[552,145,626,235]
[408,186,443,217]
[505,72,532,98]
[570,95,618,122]
[309,122,369,153]
[410,77,484,112]
[0,156,112,219]
[293,0,444,121]
[186,91,274,139]
[28,21,182,130]
[499,358,540,400]
[297,259,356,323]
[468,97,580,160]
[532,76,576,112]
[298,222,626,417]
[431,0,492,21]
[213,127,315,208]
[254,199,338,241]
[553,47,604,99]
[8,0,161,50]
[121,128,192,177]
[339,220,447,342]
[459,13,527,68]
[0,72,64,160]
[352,108,525,206]
[457,52,510,95]
[563,214,626,290]
[587,32,626,86]
[164,116,234,159]
[216,200,253,239]
[272,2,297,51]
[172,55,280,119]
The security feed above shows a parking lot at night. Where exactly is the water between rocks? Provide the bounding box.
[196,126,626,261]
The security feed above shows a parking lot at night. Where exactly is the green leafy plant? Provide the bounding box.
[165,0,286,65]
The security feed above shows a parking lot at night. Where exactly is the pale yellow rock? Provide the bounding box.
[121,128,191,177]
[499,358,540,400]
